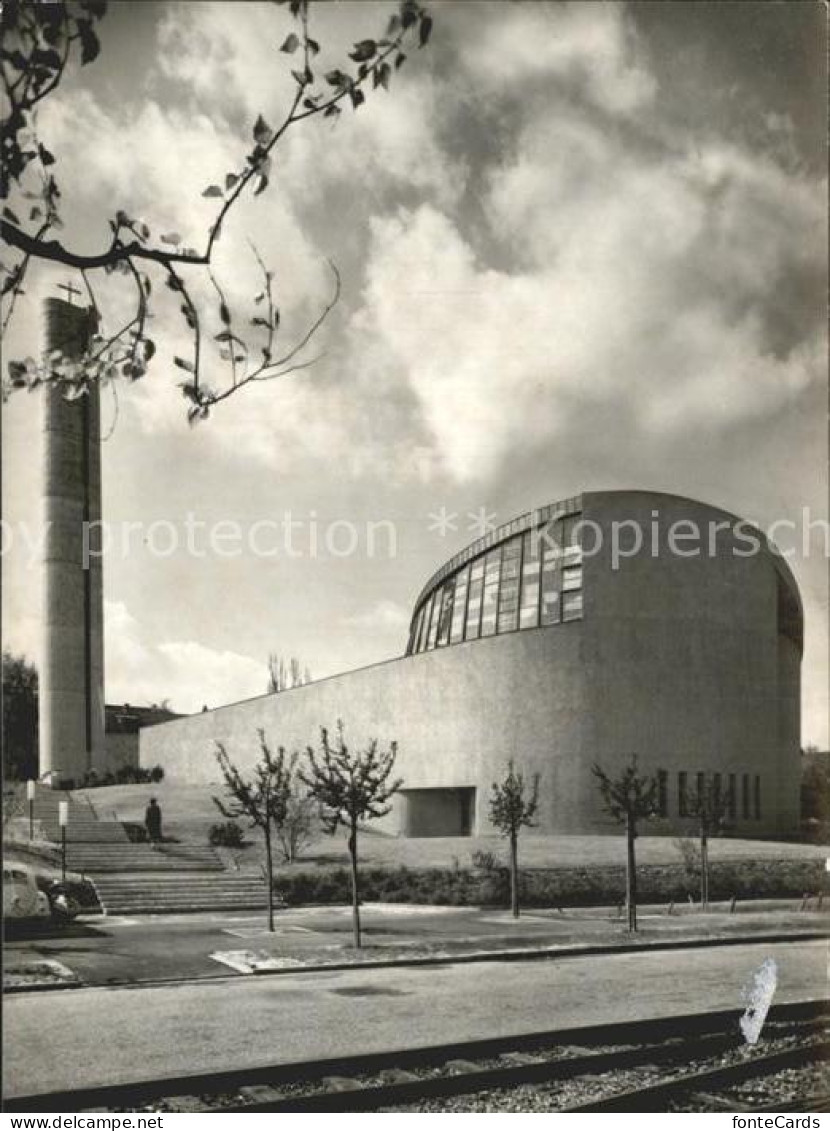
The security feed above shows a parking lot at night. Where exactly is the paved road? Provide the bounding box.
[7,902,826,988]
[5,938,827,1100]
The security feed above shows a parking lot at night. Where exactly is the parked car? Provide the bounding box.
[3,865,80,926]
[4,865,51,923]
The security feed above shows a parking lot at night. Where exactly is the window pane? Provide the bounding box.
[519,531,540,629]
[436,580,455,647]
[562,591,583,620]
[412,607,425,653]
[498,537,521,633]
[742,774,750,819]
[480,548,501,637]
[426,591,440,649]
[540,542,560,625]
[562,566,582,592]
[450,565,470,644]
[678,771,688,818]
[465,559,484,641]
[658,770,668,818]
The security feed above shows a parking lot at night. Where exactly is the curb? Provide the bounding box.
[244,928,830,977]
[7,928,825,995]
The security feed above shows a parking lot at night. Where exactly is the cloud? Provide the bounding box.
[105,600,265,712]
[343,598,409,631]
[457,2,656,115]
[350,95,825,482]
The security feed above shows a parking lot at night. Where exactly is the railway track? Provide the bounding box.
[6,1000,827,1114]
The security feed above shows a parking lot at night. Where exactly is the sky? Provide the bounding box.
[2,0,828,745]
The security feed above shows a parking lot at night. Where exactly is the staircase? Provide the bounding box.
[27,787,129,844]
[91,873,269,916]
[20,784,267,916]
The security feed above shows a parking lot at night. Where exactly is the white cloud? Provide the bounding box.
[343,598,409,630]
[105,600,265,712]
[350,101,825,482]
[457,2,656,114]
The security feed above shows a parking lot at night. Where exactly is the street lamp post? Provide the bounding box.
[27,779,35,840]
[59,800,69,883]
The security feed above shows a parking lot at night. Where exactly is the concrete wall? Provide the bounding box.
[140,490,802,837]
[578,492,801,835]
[40,299,105,788]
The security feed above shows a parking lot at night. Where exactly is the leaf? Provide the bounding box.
[254,292,266,304]
[291,68,307,86]
[254,173,269,195]
[325,69,349,88]
[374,62,391,90]
[38,144,56,166]
[350,87,365,109]
[219,301,231,326]
[324,104,341,119]
[306,37,320,55]
[160,232,181,245]
[174,356,195,372]
[78,22,101,64]
[349,39,377,63]
[251,316,270,327]
[225,173,238,191]
[395,52,406,69]
[143,339,156,361]
[280,32,300,53]
[202,185,223,198]
[419,14,433,46]
[2,207,20,225]
[253,114,273,145]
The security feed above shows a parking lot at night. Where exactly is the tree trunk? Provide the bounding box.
[265,824,274,932]
[510,831,519,918]
[700,830,709,911]
[626,816,637,932]
[348,821,361,948]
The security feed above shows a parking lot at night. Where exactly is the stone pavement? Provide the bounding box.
[4,899,827,990]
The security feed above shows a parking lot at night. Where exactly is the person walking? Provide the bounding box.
[145,797,163,849]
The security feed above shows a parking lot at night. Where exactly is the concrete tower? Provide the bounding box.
[39,296,105,787]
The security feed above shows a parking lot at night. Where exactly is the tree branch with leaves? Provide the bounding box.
[686,775,732,910]
[300,720,402,947]
[1,0,433,423]
[592,756,659,932]
[214,731,300,931]
[489,761,540,918]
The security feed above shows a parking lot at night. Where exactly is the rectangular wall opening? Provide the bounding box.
[400,787,476,837]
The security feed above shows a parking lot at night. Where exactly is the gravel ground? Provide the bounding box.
[91,1021,825,1114]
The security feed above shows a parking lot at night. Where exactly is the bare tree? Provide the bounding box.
[275,790,319,864]
[300,721,402,947]
[1,0,433,419]
[488,761,540,918]
[214,731,298,931]
[267,653,312,693]
[592,757,659,932]
[687,775,732,910]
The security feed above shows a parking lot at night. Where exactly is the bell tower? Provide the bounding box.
[39,293,105,787]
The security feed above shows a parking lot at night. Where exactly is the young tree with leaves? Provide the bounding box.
[214,730,299,931]
[267,653,312,694]
[686,775,732,910]
[489,761,540,918]
[300,721,402,947]
[1,0,433,419]
[591,756,659,932]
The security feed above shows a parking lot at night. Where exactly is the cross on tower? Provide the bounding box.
[57,281,82,305]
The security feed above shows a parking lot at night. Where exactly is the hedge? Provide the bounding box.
[272,858,828,909]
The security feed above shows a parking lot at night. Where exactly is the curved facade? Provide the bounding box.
[142,490,803,837]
